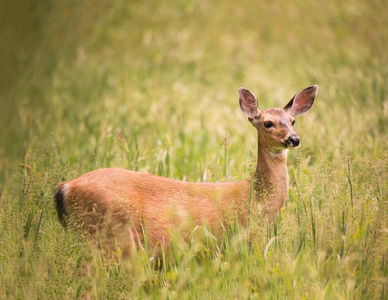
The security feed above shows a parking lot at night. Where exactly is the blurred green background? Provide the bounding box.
[0,0,387,298]
[1,0,387,182]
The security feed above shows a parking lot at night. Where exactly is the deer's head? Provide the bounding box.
[239,85,318,152]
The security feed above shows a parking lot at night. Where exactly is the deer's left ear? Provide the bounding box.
[239,88,260,119]
[284,85,318,117]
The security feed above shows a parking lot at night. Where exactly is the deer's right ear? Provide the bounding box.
[284,85,318,117]
[239,88,260,119]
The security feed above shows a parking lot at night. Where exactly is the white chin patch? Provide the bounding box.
[269,149,288,156]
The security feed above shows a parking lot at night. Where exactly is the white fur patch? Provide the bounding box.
[61,183,70,213]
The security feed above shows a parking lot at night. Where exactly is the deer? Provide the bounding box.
[54,85,318,258]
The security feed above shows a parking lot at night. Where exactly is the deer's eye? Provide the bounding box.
[264,121,273,128]
[292,120,296,126]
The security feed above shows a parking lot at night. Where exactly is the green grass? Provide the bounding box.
[1,0,387,298]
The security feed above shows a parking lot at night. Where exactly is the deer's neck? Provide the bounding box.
[253,145,289,216]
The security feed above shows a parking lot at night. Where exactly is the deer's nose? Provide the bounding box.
[288,136,300,147]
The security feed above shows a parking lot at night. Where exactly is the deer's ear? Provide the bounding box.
[239,88,260,119]
[284,85,318,117]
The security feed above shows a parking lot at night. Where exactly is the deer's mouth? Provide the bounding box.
[283,141,300,149]
[284,144,298,149]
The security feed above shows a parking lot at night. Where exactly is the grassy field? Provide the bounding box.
[1,0,387,298]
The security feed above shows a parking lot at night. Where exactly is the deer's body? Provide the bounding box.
[55,85,318,256]
[56,168,250,247]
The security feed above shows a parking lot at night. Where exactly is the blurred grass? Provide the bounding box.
[0,0,387,298]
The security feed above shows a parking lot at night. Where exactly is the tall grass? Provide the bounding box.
[1,0,387,298]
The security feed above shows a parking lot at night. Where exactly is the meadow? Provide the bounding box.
[0,0,387,298]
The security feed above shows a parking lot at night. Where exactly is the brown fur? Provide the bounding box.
[54,85,318,257]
